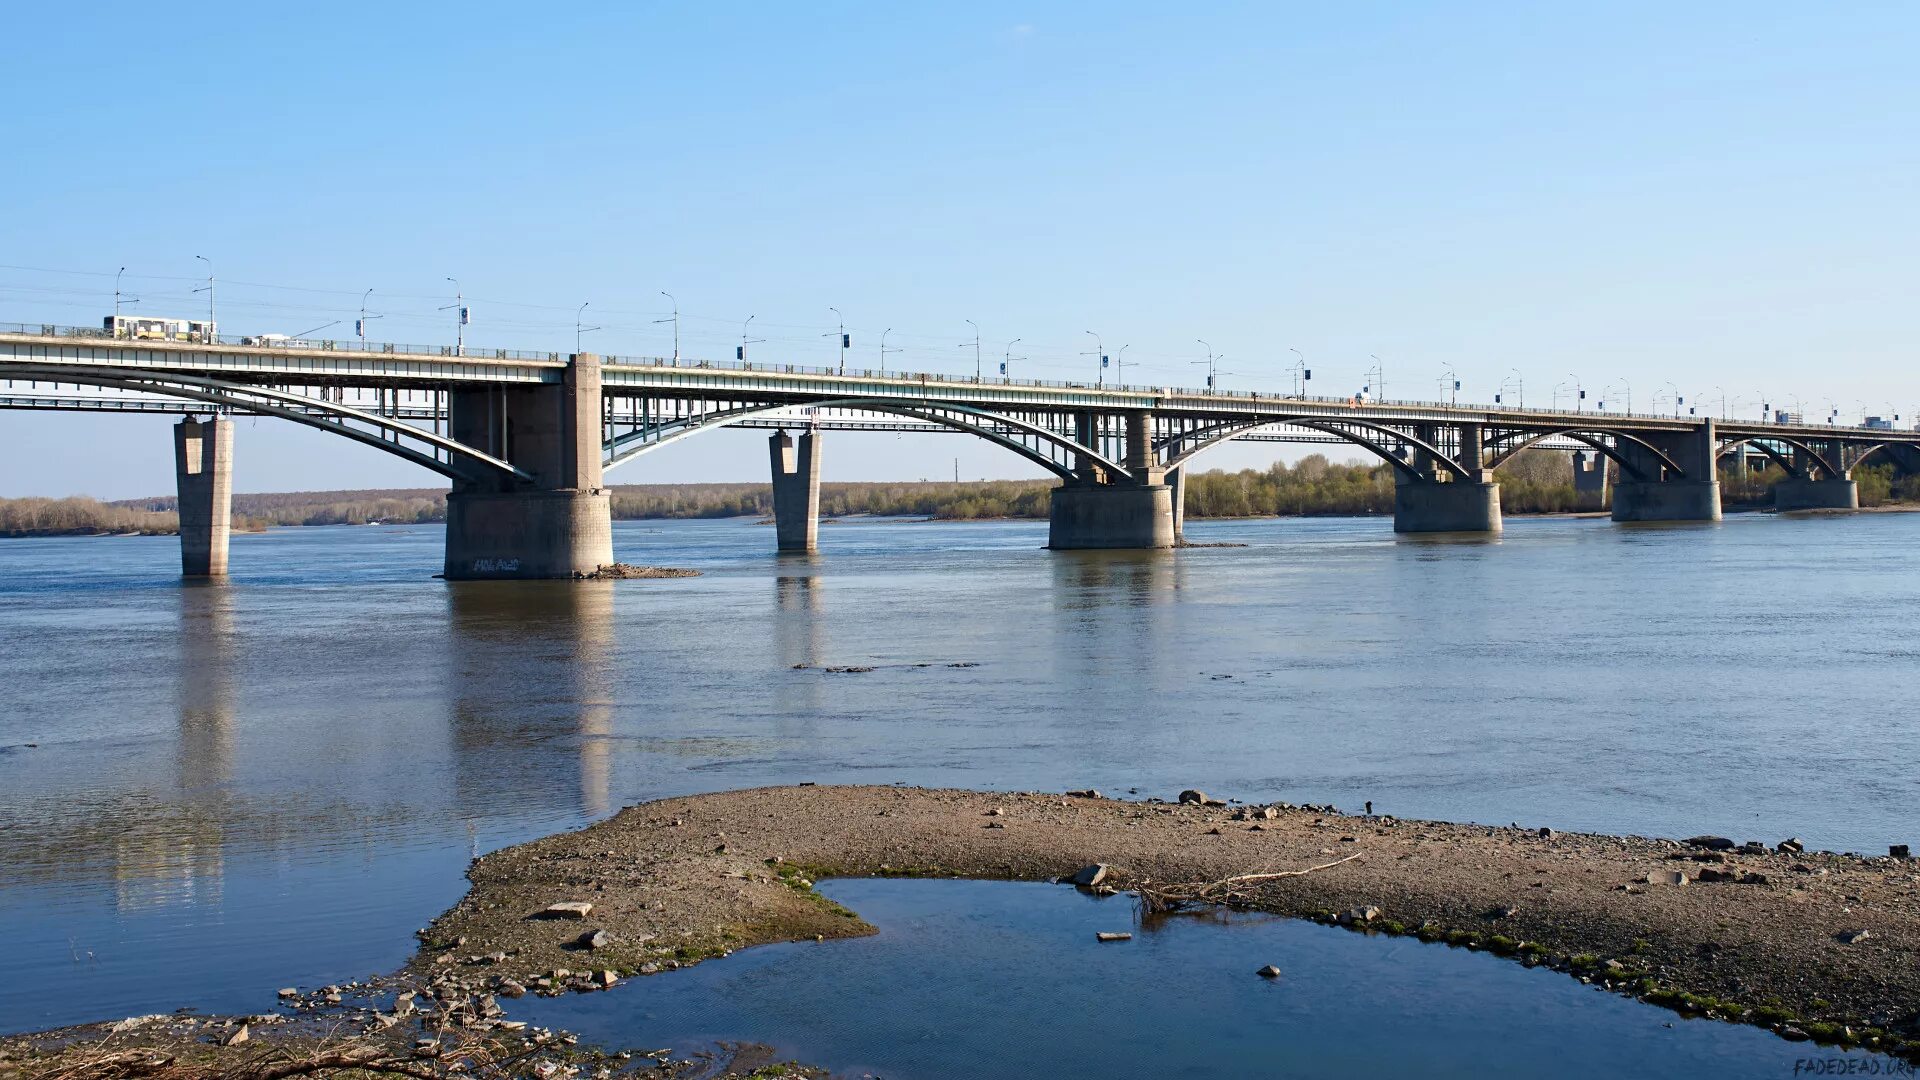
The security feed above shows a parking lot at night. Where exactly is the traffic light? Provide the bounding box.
[736,345,744,360]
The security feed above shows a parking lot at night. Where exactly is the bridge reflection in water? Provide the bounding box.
[447,581,618,820]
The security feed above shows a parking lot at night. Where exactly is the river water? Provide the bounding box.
[2,513,1916,1068]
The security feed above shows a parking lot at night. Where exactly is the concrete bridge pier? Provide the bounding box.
[1611,419,1722,523]
[1169,466,1187,542]
[1049,410,1176,549]
[769,429,822,552]
[1572,451,1610,512]
[174,416,234,577]
[1392,471,1503,533]
[1774,477,1858,512]
[443,353,614,579]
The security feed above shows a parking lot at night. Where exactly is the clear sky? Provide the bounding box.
[3,2,1915,499]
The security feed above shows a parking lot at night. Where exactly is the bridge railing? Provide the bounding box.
[0,322,564,364]
[2,323,1902,433]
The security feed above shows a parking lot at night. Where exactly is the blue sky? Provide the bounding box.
[3,2,1916,497]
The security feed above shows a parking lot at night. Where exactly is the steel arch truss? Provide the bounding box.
[1,365,527,482]
[1483,427,1686,481]
[600,396,1131,481]
[1154,415,1469,480]
[1716,436,1845,480]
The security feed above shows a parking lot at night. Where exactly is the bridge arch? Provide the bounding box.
[2,364,527,482]
[601,398,1129,481]
[1483,428,1686,481]
[1157,415,1467,481]
[1716,435,1842,479]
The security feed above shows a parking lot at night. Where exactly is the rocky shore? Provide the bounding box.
[420,784,1920,1060]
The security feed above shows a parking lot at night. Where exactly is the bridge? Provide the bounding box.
[6,322,1916,579]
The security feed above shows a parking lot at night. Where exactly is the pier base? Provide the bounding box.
[770,430,822,552]
[1572,451,1610,512]
[1774,477,1858,513]
[1393,478,1503,534]
[1169,467,1187,542]
[443,490,613,579]
[174,417,233,577]
[1047,483,1176,550]
[1611,480,1722,523]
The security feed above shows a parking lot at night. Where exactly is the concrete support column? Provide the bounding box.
[1047,483,1175,549]
[1774,477,1859,512]
[174,417,234,577]
[769,429,822,552]
[443,353,615,579]
[1572,451,1610,512]
[1124,411,1155,477]
[1609,420,1722,523]
[1456,423,1485,472]
[1169,467,1187,542]
[1073,411,1103,483]
[1392,467,1502,534]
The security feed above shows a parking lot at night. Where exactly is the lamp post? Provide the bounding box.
[192,255,215,340]
[1003,338,1023,380]
[1196,339,1215,391]
[113,266,140,326]
[1441,363,1460,406]
[1114,344,1131,386]
[358,289,383,349]
[1288,347,1309,397]
[441,277,466,356]
[1367,355,1387,401]
[820,307,850,374]
[655,292,679,362]
[1084,330,1105,387]
[576,302,601,354]
[879,327,902,373]
[738,315,764,362]
[1496,369,1522,408]
[1567,373,1584,413]
[964,319,980,382]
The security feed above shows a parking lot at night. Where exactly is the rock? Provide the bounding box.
[1686,836,1736,851]
[1256,964,1282,978]
[576,929,614,950]
[1095,932,1132,942]
[1696,869,1738,883]
[1065,789,1100,798]
[219,1024,250,1047]
[540,901,594,920]
[276,988,298,999]
[1070,864,1110,887]
[1648,870,1689,886]
[1777,838,1804,853]
[1603,959,1626,973]
[1538,827,1554,838]
[497,981,526,999]
[597,970,618,987]
[985,808,1005,816]
[1837,929,1871,944]
[1892,844,1911,860]
[1179,789,1208,805]
[1337,905,1382,926]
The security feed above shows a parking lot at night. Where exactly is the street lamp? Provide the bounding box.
[963,318,980,382]
[575,302,601,354]
[1084,330,1105,387]
[1115,344,1131,386]
[738,315,764,362]
[1288,347,1310,397]
[1196,339,1215,391]
[655,291,679,362]
[192,255,215,340]
[440,277,467,356]
[1367,355,1387,401]
[358,289,383,349]
[113,266,139,326]
[1440,363,1460,406]
[1496,368,1522,408]
[879,327,902,373]
[1566,373,1584,413]
[1003,338,1023,380]
[820,307,851,374]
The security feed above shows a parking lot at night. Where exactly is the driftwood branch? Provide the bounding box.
[1134,852,1363,914]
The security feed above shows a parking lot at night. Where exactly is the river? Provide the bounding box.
[2,513,1915,1069]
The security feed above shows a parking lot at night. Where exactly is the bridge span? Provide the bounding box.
[5,324,1916,579]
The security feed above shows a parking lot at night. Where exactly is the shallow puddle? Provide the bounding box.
[516,878,1900,1078]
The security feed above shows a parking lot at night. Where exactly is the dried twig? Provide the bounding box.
[1134,852,1363,914]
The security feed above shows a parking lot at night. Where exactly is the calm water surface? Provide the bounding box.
[2,513,1917,1059]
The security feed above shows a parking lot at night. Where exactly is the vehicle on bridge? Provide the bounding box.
[103,315,217,342]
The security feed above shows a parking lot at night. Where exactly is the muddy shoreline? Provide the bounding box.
[421,785,1919,1059]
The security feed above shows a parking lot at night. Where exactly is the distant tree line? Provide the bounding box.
[7,451,1920,537]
